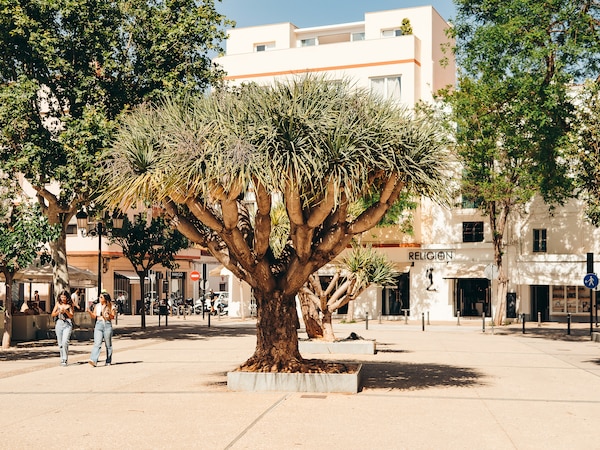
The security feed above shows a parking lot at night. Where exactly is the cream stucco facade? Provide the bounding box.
[214,6,600,324]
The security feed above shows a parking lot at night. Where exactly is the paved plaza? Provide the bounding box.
[0,314,599,449]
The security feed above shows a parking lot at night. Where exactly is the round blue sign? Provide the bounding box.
[584,273,599,289]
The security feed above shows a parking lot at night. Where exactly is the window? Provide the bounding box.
[462,222,484,242]
[300,38,316,47]
[533,229,547,252]
[370,76,401,101]
[351,32,365,41]
[255,42,275,52]
[552,285,591,314]
[66,224,78,235]
[382,29,402,37]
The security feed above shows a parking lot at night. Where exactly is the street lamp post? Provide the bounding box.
[76,211,123,299]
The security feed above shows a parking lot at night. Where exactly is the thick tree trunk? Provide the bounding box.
[321,309,336,342]
[2,273,14,349]
[241,290,304,372]
[346,300,355,322]
[49,232,69,297]
[298,292,324,339]
[493,265,509,326]
[239,290,350,373]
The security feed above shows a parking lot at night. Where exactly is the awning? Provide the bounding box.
[4,263,98,287]
[114,272,141,284]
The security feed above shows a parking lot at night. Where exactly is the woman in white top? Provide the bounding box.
[88,292,115,367]
[51,290,74,366]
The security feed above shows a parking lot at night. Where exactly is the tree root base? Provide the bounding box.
[236,357,356,374]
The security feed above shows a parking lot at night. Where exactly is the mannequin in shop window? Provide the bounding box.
[426,268,436,292]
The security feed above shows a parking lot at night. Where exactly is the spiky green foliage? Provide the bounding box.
[102,75,451,371]
[342,245,398,290]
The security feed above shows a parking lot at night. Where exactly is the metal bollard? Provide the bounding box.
[537,312,541,327]
[457,311,461,326]
[207,311,211,328]
[522,313,526,334]
[567,313,571,335]
[427,311,430,325]
[378,311,382,324]
[482,312,486,333]
[365,311,369,330]
[404,310,408,324]
[422,312,425,331]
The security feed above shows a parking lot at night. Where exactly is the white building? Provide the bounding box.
[214,6,599,323]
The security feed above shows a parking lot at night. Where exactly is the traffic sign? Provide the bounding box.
[484,264,498,280]
[583,273,598,289]
[190,270,201,281]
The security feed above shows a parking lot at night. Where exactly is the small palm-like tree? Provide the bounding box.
[102,76,450,372]
[299,245,398,342]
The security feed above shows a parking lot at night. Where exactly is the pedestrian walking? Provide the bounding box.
[88,292,115,367]
[71,288,82,311]
[51,290,74,366]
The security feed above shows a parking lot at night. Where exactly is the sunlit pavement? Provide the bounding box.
[1,314,599,449]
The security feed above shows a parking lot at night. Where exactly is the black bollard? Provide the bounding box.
[365,311,369,330]
[567,313,571,335]
[482,312,485,333]
[422,312,425,331]
[522,313,526,334]
[207,311,211,328]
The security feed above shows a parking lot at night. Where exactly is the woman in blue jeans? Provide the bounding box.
[51,290,74,366]
[88,292,115,367]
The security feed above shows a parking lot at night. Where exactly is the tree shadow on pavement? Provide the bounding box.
[0,348,89,361]
[360,361,484,391]
[495,327,591,341]
[114,323,257,341]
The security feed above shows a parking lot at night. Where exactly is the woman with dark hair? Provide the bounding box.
[88,292,115,367]
[51,290,74,366]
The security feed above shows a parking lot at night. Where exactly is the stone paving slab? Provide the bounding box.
[0,315,599,449]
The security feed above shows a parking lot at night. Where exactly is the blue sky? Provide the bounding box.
[216,1,456,29]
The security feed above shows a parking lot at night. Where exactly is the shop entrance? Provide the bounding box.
[382,273,410,316]
[530,285,549,322]
[456,278,490,317]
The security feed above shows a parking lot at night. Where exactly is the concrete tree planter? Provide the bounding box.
[227,364,362,393]
[299,339,376,355]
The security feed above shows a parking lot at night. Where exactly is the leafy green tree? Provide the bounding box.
[0,176,58,348]
[443,0,600,324]
[102,77,450,373]
[569,81,600,225]
[108,213,189,328]
[299,245,398,341]
[0,0,231,296]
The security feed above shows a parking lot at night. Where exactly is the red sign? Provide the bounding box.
[190,271,201,281]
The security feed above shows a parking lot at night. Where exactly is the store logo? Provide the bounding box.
[409,251,455,261]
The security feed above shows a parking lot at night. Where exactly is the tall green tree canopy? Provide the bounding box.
[0,175,58,347]
[443,0,600,324]
[569,81,600,225]
[102,76,451,372]
[108,212,189,328]
[0,0,231,294]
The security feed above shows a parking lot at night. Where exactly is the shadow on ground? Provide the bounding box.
[0,348,89,361]
[360,361,484,391]
[1,323,256,361]
[114,322,257,341]
[495,326,591,342]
